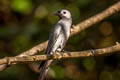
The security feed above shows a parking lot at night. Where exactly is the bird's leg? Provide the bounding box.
[66,51,71,56]
[61,49,64,52]
[90,49,95,56]
[55,48,64,57]
[61,49,71,56]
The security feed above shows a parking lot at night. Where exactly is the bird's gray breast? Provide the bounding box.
[49,19,72,53]
[61,20,71,39]
[57,20,71,50]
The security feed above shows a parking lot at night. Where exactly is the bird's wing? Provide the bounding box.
[45,23,62,54]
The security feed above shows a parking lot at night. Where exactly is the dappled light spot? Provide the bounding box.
[99,22,113,36]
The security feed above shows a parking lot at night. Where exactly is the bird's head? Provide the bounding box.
[55,9,71,19]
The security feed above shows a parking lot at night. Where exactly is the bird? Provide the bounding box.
[39,9,72,80]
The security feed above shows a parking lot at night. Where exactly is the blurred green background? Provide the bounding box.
[0,0,120,80]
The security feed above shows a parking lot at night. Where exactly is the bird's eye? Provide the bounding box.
[63,11,66,14]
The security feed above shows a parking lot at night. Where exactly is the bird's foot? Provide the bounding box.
[61,49,65,52]
[55,50,63,59]
[56,50,66,57]
[90,49,95,56]
[61,50,71,56]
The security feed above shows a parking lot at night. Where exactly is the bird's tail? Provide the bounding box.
[39,60,53,80]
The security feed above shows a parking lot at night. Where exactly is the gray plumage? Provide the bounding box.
[39,9,72,80]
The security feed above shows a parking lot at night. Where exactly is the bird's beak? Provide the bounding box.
[54,12,59,16]
[54,12,62,18]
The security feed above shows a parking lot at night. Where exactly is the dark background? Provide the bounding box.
[0,0,120,80]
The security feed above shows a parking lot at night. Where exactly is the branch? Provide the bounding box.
[0,2,120,71]
[70,2,120,36]
[0,43,120,66]
[18,2,120,57]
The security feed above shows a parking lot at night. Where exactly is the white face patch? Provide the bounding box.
[56,9,71,19]
[60,10,71,19]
